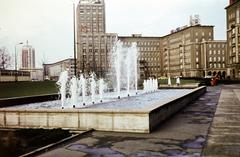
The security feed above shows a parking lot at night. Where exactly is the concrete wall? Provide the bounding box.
[149,86,206,132]
[0,86,206,133]
[0,109,149,133]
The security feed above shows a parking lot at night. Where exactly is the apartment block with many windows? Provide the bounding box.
[226,0,240,78]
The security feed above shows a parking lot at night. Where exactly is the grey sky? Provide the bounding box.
[0,0,228,68]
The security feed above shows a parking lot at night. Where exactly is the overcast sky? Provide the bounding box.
[0,0,228,68]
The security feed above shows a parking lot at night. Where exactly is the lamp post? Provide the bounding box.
[73,2,77,77]
[15,42,23,81]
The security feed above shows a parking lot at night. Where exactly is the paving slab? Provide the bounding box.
[37,86,222,157]
[203,84,240,157]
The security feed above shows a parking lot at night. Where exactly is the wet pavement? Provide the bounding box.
[38,86,222,157]
[203,85,240,157]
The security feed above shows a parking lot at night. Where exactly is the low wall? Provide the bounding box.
[149,86,206,132]
[0,86,206,133]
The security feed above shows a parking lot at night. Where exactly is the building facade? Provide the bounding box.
[76,0,227,79]
[161,25,214,77]
[119,26,227,78]
[76,0,117,77]
[0,70,30,82]
[43,58,75,81]
[201,40,227,78]
[226,0,240,78]
[21,41,35,69]
[119,34,161,78]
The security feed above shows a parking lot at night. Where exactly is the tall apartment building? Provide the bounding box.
[226,0,240,78]
[76,0,117,77]
[21,41,35,69]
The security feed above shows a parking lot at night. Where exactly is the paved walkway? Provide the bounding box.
[37,86,221,157]
[203,84,240,157]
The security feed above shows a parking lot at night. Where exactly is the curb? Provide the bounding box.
[19,129,94,157]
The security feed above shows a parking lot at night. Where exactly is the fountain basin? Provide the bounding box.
[0,86,206,133]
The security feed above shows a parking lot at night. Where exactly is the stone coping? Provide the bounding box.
[0,86,205,114]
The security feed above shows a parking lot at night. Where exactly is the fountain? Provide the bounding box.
[168,77,172,86]
[0,32,206,134]
[80,74,86,106]
[111,41,139,98]
[99,78,104,102]
[113,41,123,99]
[56,71,68,109]
[176,77,181,86]
[90,73,96,104]
[70,76,77,108]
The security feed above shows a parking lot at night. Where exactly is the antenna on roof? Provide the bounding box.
[190,14,201,26]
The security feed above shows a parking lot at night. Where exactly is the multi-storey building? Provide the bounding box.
[119,34,161,78]
[76,0,117,77]
[201,40,227,78]
[162,25,214,77]
[120,26,227,78]
[226,0,240,78]
[43,58,75,80]
[21,41,35,69]
[76,0,227,79]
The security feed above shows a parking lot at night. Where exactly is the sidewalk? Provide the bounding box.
[203,84,240,157]
[36,86,221,157]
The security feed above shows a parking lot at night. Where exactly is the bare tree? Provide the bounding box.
[0,47,11,69]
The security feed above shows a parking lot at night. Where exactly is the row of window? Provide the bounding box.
[79,6,103,10]
[123,41,160,46]
[209,56,225,62]
[209,63,225,68]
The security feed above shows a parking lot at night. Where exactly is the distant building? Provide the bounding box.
[43,58,75,81]
[226,0,240,78]
[201,40,227,78]
[0,69,30,82]
[76,0,117,77]
[19,41,44,81]
[20,68,43,81]
[119,26,227,78]
[118,34,161,78]
[21,41,35,69]
[76,0,227,79]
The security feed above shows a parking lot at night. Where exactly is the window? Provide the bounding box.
[214,57,216,62]
[196,57,199,62]
[209,57,212,62]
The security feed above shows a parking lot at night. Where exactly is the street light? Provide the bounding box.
[73,2,77,77]
[72,0,80,77]
[15,42,23,81]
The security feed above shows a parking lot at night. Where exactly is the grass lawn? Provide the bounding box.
[0,81,58,99]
